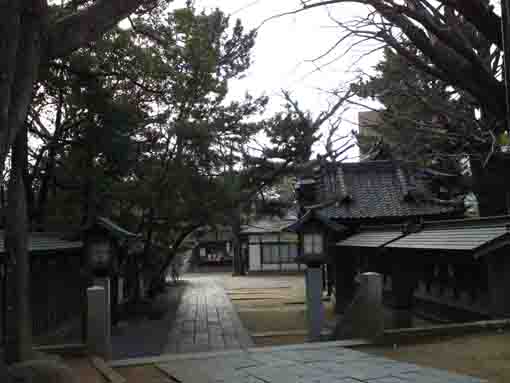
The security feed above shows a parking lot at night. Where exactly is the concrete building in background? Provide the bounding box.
[357,110,384,159]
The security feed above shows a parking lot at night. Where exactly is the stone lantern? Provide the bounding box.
[295,226,327,342]
[298,231,325,267]
[286,209,347,341]
[85,228,115,278]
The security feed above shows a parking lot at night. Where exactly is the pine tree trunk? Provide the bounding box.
[231,206,244,275]
[0,0,156,362]
[6,127,33,363]
[0,3,45,363]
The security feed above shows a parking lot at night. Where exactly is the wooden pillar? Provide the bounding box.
[487,249,510,317]
[0,263,5,351]
[326,262,334,297]
[391,253,420,329]
[334,250,357,313]
[111,275,119,326]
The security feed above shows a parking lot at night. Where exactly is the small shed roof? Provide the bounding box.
[386,217,510,256]
[335,215,510,258]
[0,231,83,256]
[337,227,404,248]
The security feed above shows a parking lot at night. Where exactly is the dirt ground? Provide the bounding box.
[360,331,510,383]
[116,365,174,383]
[64,357,106,383]
[218,272,336,346]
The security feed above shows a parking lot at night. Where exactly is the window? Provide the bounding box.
[289,243,298,261]
[280,243,298,263]
[303,233,323,255]
[261,244,277,264]
[261,243,299,264]
[280,245,289,263]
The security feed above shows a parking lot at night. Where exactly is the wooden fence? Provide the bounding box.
[1,249,87,348]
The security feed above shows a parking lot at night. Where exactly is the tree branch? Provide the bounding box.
[47,0,164,58]
[443,0,502,49]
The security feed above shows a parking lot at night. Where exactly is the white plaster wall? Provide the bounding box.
[250,262,304,272]
[265,263,302,271]
[282,263,302,271]
[249,244,261,271]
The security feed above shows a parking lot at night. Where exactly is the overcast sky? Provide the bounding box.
[175,0,383,160]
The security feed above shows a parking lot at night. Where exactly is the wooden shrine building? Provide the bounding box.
[287,160,508,325]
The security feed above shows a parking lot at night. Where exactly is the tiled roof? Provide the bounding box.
[316,161,462,221]
[337,227,404,247]
[0,231,83,256]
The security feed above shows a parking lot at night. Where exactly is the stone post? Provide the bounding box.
[87,283,111,359]
[335,272,384,340]
[94,278,112,324]
[306,266,324,341]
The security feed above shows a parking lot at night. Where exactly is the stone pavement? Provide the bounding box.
[163,273,254,354]
[111,341,486,383]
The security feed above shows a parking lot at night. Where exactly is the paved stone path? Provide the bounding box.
[112,341,486,383]
[112,272,485,382]
[163,274,253,354]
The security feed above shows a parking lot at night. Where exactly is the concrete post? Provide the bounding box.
[93,278,112,327]
[87,284,111,360]
[306,266,324,341]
